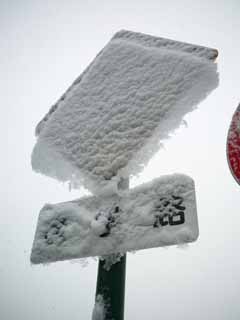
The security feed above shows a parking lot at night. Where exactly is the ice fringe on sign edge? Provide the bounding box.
[32,30,219,195]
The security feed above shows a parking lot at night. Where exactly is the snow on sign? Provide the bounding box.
[227,103,240,184]
[30,30,218,320]
[31,174,198,264]
[31,30,218,194]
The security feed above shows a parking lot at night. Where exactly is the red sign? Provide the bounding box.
[227,104,240,184]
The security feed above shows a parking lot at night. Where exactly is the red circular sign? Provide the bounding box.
[227,103,240,184]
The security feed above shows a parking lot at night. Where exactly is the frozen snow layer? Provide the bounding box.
[32,30,219,193]
[31,174,198,264]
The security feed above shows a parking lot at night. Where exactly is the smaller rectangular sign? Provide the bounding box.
[31,174,198,264]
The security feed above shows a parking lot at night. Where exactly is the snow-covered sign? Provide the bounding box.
[31,30,218,194]
[227,103,240,185]
[31,174,198,264]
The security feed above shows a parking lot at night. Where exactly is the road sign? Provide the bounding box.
[30,30,218,320]
[31,30,218,194]
[227,103,240,184]
[31,174,198,264]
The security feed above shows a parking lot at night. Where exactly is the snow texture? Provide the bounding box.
[92,295,106,320]
[32,30,219,194]
[31,174,198,264]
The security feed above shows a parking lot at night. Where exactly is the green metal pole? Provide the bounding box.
[96,254,126,320]
[95,178,128,320]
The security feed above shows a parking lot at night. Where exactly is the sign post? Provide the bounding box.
[96,254,126,320]
[30,30,218,320]
[95,177,128,320]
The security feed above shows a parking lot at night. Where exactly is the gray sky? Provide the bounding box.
[1,0,240,319]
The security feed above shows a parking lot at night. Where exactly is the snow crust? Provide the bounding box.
[31,174,198,264]
[32,30,218,194]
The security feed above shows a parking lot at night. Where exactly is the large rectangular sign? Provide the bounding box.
[32,30,218,194]
[31,174,198,264]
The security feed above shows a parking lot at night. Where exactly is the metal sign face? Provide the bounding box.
[227,103,240,184]
[31,174,198,264]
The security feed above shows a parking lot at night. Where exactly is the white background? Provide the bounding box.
[1,0,240,319]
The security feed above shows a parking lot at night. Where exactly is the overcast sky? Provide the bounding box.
[1,0,240,319]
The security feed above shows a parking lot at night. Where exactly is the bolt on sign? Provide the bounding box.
[227,103,240,185]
